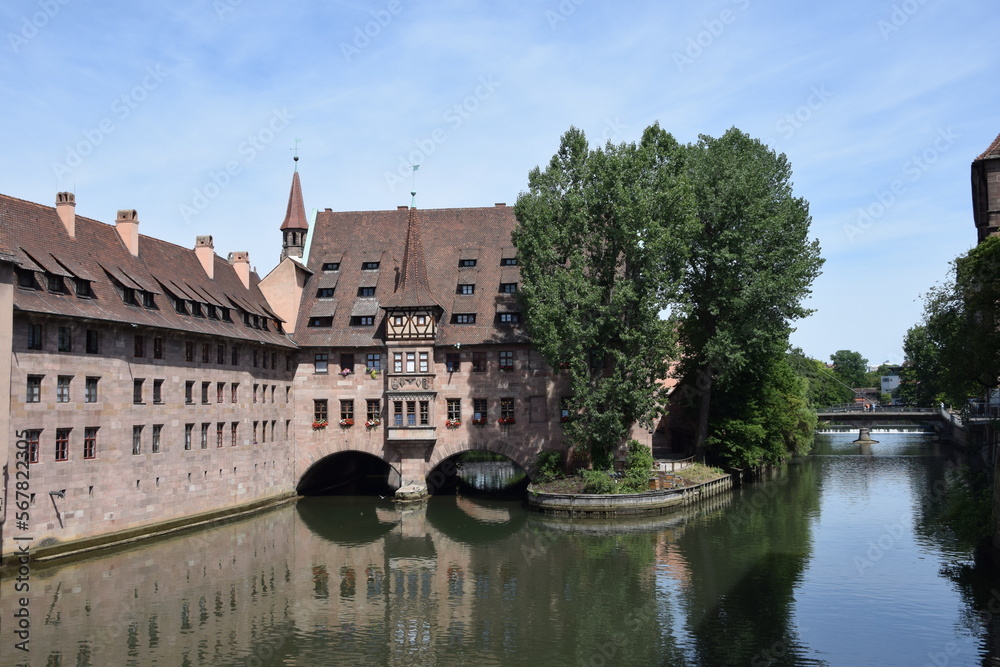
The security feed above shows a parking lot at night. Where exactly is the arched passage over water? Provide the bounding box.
[426,450,530,497]
[297,451,399,496]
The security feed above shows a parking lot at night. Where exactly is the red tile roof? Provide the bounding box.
[0,192,295,348]
[295,204,527,348]
[380,207,440,310]
[279,171,309,231]
[977,132,1000,160]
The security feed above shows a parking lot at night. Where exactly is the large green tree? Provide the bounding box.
[786,347,854,407]
[672,128,823,464]
[829,349,868,389]
[512,124,696,468]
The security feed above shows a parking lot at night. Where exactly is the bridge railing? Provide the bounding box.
[818,404,937,414]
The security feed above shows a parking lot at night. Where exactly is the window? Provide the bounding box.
[134,335,145,358]
[192,302,203,317]
[499,350,514,371]
[405,352,416,373]
[133,379,144,404]
[393,352,403,373]
[57,376,71,403]
[185,381,194,404]
[393,315,404,327]
[393,401,403,426]
[201,343,210,363]
[472,351,487,372]
[261,421,267,444]
[28,323,43,350]
[340,354,354,373]
[317,287,335,298]
[340,400,354,423]
[366,353,381,371]
[86,329,99,353]
[152,424,162,453]
[75,279,93,297]
[321,262,340,271]
[314,399,328,424]
[55,428,70,461]
[253,349,259,367]
[217,382,224,403]
[447,398,461,421]
[231,422,238,446]
[216,423,224,448]
[26,375,42,403]
[48,274,65,293]
[420,401,429,425]
[132,426,143,455]
[453,313,476,324]
[175,298,187,314]
[232,346,240,365]
[231,383,239,403]
[419,352,429,373]
[458,284,475,295]
[201,381,210,404]
[153,379,164,404]
[184,424,193,451]
[26,430,40,463]
[501,257,518,266]
[367,399,381,423]
[85,377,99,403]
[185,341,194,362]
[499,312,521,324]
[500,282,517,293]
[474,398,488,423]
[361,261,380,270]
[459,259,477,267]
[358,286,376,297]
[500,397,515,421]
[143,292,156,308]
[201,423,209,449]
[217,343,225,364]
[253,384,258,403]
[350,316,375,326]
[17,269,37,289]
[57,326,72,352]
[308,317,333,328]
[84,427,98,459]
[253,421,259,445]
[446,353,460,372]
[154,337,164,359]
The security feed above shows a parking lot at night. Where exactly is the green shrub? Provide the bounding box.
[619,440,654,493]
[534,450,564,482]
[581,469,618,494]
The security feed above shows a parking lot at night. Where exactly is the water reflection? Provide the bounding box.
[2,433,998,666]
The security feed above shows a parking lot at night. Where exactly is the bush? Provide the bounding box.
[620,440,654,493]
[534,450,564,482]
[581,469,618,494]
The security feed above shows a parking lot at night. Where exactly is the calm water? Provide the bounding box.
[2,432,998,666]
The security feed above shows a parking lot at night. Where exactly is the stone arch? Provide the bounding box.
[296,449,401,495]
[427,439,536,481]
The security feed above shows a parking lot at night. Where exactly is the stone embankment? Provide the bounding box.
[527,474,733,517]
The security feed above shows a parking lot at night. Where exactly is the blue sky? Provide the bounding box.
[2,0,997,366]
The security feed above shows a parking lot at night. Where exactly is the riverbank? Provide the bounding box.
[527,473,733,517]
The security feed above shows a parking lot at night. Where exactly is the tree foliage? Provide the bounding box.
[786,347,854,407]
[672,128,823,465]
[829,349,868,389]
[513,125,696,468]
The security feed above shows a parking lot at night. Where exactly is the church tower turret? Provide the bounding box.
[279,156,309,261]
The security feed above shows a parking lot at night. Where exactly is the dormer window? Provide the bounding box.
[142,291,156,308]
[500,283,517,293]
[501,257,518,266]
[191,301,203,317]
[358,286,376,297]
[458,284,475,295]
[498,312,521,324]
[16,269,37,289]
[361,261,380,271]
[453,313,476,324]
[221,308,232,322]
[317,287,335,298]
[207,304,217,319]
[175,298,187,314]
[459,259,477,268]
[74,279,93,298]
[322,262,340,271]
[350,316,375,326]
[47,274,65,293]
[308,316,333,328]
[123,287,137,305]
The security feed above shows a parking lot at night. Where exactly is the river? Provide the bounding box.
[1,432,998,666]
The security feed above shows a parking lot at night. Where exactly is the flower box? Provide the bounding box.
[445,419,462,428]
[339,368,353,377]
[498,417,516,425]
[339,418,354,428]
[471,418,487,426]
[365,367,380,379]
[312,421,328,430]
[365,419,380,428]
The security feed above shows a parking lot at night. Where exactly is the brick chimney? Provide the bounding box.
[116,209,139,256]
[228,251,250,289]
[195,236,215,279]
[56,192,76,237]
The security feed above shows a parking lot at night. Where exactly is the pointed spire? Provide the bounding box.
[382,204,440,310]
[280,170,309,231]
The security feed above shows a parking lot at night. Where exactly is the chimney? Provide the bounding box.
[116,209,139,256]
[228,251,250,289]
[56,192,76,237]
[195,235,215,279]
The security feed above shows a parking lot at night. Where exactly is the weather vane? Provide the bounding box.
[290,138,302,169]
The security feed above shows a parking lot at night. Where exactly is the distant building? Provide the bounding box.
[972,132,1000,243]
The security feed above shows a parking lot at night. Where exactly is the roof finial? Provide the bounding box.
[411,164,420,206]
[290,138,302,171]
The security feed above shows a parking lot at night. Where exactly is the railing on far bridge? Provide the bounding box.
[818,404,938,415]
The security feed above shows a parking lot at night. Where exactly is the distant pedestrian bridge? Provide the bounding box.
[815,405,958,435]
